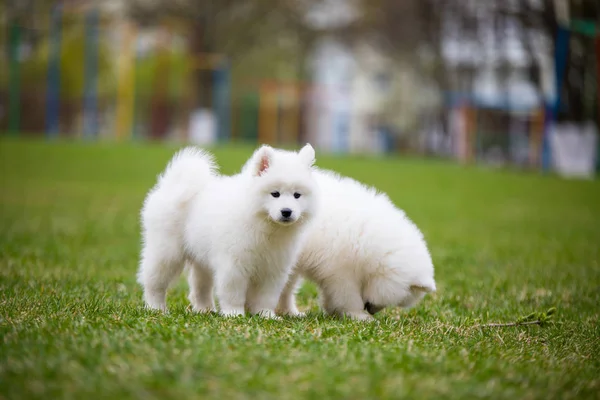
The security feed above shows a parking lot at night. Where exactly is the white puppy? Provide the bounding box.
[277,169,436,320]
[138,144,318,317]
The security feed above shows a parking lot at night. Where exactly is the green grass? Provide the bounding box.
[1,138,599,399]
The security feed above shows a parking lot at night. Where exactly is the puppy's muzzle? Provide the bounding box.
[279,208,294,223]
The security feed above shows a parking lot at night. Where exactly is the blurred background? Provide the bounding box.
[1,0,599,178]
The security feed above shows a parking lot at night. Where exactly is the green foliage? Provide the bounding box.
[1,139,599,399]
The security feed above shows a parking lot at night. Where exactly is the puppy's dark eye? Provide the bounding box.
[293,193,301,199]
[271,192,280,198]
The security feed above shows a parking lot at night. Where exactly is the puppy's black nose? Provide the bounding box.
[364,302,383,315]
[281,208,292,218]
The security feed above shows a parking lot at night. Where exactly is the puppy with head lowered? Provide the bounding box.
[277,169,436,320]
[138,144,319,318]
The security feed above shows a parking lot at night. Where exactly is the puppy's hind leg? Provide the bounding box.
[275,271,304,317]
[138,248,184,312]
[187,261,215,312]
[321,278,374,321]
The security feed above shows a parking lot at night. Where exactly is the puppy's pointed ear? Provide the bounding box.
[298,143,315,167]
[250,145,274,176]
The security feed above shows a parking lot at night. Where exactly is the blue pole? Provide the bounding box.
[213,59,231,142]
[333,110,349,153]
[46,4,63,138]
[554,26,570,116]
[543,26,570,171]
[83,8,99,139]
[7,23,21,135]
[541,103,553,172]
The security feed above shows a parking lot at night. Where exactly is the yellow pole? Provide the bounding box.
[76,14,86,139]
[259,82,277,144]
[270,83,279,144]
[281,83,299,144]
[115,20,136,141]
[258,83,267,144]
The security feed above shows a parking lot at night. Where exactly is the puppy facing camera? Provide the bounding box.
[138,143,319,318]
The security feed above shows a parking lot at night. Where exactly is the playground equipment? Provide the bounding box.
[4,0,594,172]
[3,4,376,152]
[8,2,104,137]
[4,5,231,142]
[6,3,110,137]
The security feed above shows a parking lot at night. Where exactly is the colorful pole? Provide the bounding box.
[542,25,570,171]
[541,103,553,172]
[132,40,143,140]
[529,108,545,168]
[466,105,477,163]
[83,8,100,139]
[554,26,570,117]
[46,4,63,138]
[7,23,21,135]
[281,84,299,145]
[596,36,600,172]
[115,21,136,141]
[334,109,350,153]
[149,29,170,140]
[259,82,277,144]
[213,59,231,142]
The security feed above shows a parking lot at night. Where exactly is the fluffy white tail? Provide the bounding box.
[156,147,217,201]
[141,147,217,227]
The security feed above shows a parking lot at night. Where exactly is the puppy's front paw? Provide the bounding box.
[344,311,375,321]
[256,309,280,319]
[190,305,215,313]
[188,295,215,314]
[276,307,305,317]
[143,292,168,313]
[220,308,245,317]
[286,310,306,318]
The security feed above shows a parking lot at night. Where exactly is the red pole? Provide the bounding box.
[596,36,600,128]
[595,36,600,172]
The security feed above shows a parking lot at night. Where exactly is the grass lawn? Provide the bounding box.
[1,138,599,399]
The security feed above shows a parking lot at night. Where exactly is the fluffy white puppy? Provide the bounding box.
[138,144,318,317]
[277,169,436,320]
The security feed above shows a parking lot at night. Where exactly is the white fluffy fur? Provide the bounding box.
[276,169,436,320]
[138,144,318,318]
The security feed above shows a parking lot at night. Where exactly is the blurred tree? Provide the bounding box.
[353,0,598,125]
[503,0,599,122]
[333,0,460,96]
[320,0,464,141]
